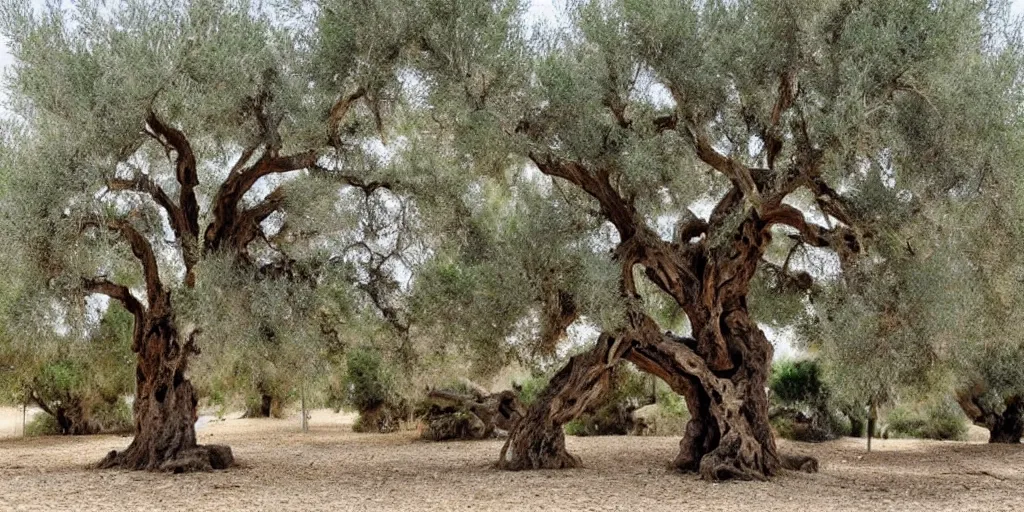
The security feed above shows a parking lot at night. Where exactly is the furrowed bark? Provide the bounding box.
[519,150,831,480]
[623,308,816,481]
[98,303,233,472]
[498,334,629,470]
[86,211,231,471]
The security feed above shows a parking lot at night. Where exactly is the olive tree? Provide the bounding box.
[0,0,413,470]
[413,0,1024,480]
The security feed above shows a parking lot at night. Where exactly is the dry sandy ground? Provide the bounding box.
[0,409,1021,512]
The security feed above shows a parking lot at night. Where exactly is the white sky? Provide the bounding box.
[3,0,1022,79]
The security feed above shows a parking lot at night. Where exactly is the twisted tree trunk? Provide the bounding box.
[54,400,96,436]
[957,388,1023,444]
[498,334,629,470]
[625,309,816,480]
[98,303,232,472]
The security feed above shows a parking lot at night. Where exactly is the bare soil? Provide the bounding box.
[0,408,1021,511]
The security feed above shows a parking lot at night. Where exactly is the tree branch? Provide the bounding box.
[762,204,860,255]
[205,150,319,252]
[145,113,200,239]
[83,277,145,319]
[764,71,797,170]
[83,218,164,304]
[528,152,638,240]
[228,186,287,255]
[310,164,393,196]
[687,122,763,207]
[328,87,367,144]
[108,175,188,242]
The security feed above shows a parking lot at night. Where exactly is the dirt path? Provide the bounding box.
[0,409,1021,511]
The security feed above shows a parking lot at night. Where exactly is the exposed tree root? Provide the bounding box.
[418,383,524,441]
[780,454,820,473]
[98,444,233,473]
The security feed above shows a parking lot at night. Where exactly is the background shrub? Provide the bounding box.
[884,397,968,441]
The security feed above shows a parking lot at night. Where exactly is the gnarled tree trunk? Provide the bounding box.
[624,308,814,480]
[418,383,524,441]
[98,305,232,472]
[498,334,629,470]
[958,388,1023,444]
[54,400,96,436]
[988,401,1023,443]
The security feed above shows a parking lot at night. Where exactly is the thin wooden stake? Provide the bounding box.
[300,380,309,433]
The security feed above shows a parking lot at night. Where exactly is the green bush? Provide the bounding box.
[769,359,848,441]
[655,385,688,418]
[770,359,825,405]
[515,375,548,406]
[771,415,796,441]
[24,396,133,436]
[563,418,587,436]
[343,347,397,412]
[884,398,968,441]
[25,413,60,436]
[90,397,133,434]
[341,347,408,433]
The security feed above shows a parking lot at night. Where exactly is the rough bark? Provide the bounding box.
[96,104,355,470]
[957,388,1024,444]
[418,384,524,441]
[988,402,1024,444]
[97,304,232,472]
[498,334,629,470]
[623,311,782,480]
[354,403,407,433]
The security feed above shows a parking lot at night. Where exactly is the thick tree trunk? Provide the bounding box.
[626,312,817,480]
[98,311,232,472]
[55,401,97,436]
[988,401,1023,443]
[498,334,628,470]
[957,390,1023,444]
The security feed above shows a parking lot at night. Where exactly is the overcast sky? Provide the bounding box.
[2,0,1023,73]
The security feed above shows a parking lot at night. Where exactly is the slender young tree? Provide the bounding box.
[0,0,411,470]
[415,0,1024,480]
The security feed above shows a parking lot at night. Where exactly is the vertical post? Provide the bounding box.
[300,379,308,433]
[866,401,877,453]
[22,401,27,437]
